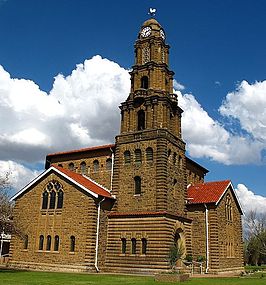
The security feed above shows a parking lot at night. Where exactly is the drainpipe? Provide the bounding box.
[204,204,209,273]
[110,147,114,191]
[95,197,105,272]
[0,231,4,258]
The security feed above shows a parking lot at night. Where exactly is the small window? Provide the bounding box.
[137,110,145,130]
[46,235,51,251]
[80,161,86,174]
[121,238,126,254]
[58,164,63,168]
[173,152,177,165]
[146,147,153,162]
[70,236,75,252]
[179,155,183,168]
[39,235,44,250]
[68,162,75,171]
[141,238,147,255]
[124,151,131,164]
[134,176,141,195]
[141,76,149,89]
[135,149,142,164]
[42,191,48,209]
[54,235,59,251]
[93,160,99,173]
[131,238,137,254]
[57,190,64,209]
[24,235,28,250]
[49,190,56,209]
[225,195,233,222]
[106,158,112,170]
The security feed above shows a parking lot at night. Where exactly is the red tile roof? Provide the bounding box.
[187,180,231,205]
[47,144,115,157]
[52,165,113,198]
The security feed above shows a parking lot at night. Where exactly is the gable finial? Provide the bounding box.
[148,7,156,18]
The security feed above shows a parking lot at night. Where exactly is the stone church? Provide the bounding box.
[9,17,244,274]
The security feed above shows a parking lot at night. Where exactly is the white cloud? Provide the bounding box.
[0,56,130,163]
[235,183,266,215]
[219,80,266,144]
[0,160,40,195]
[173,79,185,91]
[177,92,263,165]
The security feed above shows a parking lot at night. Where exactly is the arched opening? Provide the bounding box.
[146,147,153,162]
[46,235,52,251]
[141,238,147,255]
[68,162,75,171]
[54,235,60,251]
[57,190,64,209]
[134,176,141,195]
[24,235,28,250]
[49,190,56,209]
[70,236,75,252]
[80,161,86,174]
[124,151,131,164]
[39,235,44,250]
[93,160,99,173]
[137,110,145,130]
[131,238,137,254]
[121,238,126,254]
[141,76,149,89]
[106,158,112,170]
[135,149,142,164]
[42,191,48,209]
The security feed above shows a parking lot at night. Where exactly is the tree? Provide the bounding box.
[0,172,22,236]
[244,211,266,265]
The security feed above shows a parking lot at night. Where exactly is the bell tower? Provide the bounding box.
[112,18,187,215]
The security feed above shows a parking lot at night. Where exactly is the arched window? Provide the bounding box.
[135,149,142,164]
[57,190,64,209]
[39,235,44,250]
[173,152,177,165]
[42,191,48,209]
[131,238,137,254]
[24,235,28,250]
[106,158,112,170]
[80,161,86,174]
[146,147,153,162]
[70,236,75,252]
[137,110,145,130]
[124,151,131,164]
[141,76,149,89]
[46,235,52,251]
[134,176,141,195]
[173,179,177,186]
[168,149,171,161]
[121,238,126,254]
[49,190,56,209]
[58,164,63,168]
[54,235,59,251]
[68,162,75,171]
[179,155,183,169]
[93,160,99,173]
[141,238,147,255]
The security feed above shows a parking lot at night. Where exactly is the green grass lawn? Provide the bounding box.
[0,269,265,285]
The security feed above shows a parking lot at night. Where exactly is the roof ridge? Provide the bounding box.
[47,143,115,157]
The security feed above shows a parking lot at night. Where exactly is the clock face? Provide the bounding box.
[141,26,151,38]
[160,29,165,40]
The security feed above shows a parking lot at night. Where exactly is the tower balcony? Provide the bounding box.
[133,89,149,99]
[169,93,178,103]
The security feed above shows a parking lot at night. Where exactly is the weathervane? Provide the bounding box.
[148,7,156,17]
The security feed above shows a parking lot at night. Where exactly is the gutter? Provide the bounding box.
[110,147,114,191]
[204,204,209,273]
[95,197,105,272]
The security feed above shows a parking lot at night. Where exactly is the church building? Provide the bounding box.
[9,17,244,274]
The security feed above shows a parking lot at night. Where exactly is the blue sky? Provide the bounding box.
[0,0,265,210]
